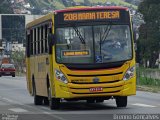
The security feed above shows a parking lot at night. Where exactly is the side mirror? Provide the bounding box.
[134,43,137,51]
[48,33,55,46]
[48,33,55,54]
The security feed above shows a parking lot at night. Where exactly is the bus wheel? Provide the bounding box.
[48,87,60,110]
[44,97,49,105]
[12,74,15,77]
[116,96,127,107]
[33,83,43,105]
[96,99,104,103]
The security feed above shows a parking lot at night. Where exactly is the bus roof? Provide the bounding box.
[26,13,53,28]
[54,6,129,13]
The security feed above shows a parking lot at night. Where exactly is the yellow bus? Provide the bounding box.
[26,6,136,109]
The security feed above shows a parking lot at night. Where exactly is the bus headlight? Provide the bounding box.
[123,66,135,81]
[55,69,68,84]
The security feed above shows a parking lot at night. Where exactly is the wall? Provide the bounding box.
[141,69,160,80]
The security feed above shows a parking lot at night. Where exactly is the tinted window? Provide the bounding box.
[1,64,15,69]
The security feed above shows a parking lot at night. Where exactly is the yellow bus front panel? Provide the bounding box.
[52,61,136,99]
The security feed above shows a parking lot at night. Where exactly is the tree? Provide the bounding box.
[137,0,160,68]
[84,0,91,6]
[11,51,25,74]
[0,0,13,14]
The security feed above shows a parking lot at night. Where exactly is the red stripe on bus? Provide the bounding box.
[54,6,128,13]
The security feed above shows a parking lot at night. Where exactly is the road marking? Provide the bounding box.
[0,88,24,91]
[9,108,28,112]
[40,106,50,110]
[49,114,68,120]
[132,103,156,107]
[2,98,14,103]
[43,112,68,120]
[43,112,52,114]
[2,97,24,105]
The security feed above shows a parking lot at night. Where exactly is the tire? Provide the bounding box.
[96,99,104,103]
[12,74,15,77]
[116,96,127,107]
[44,97,49,105]
[48,86,60,110]
[33,82,43,105]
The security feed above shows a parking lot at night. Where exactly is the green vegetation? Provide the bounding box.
[53,0,65,9]
[73,0,137,9]
[138,77,160,86]
[11,51,25,76]
[136,67,160,93]
[0,0,13,14]
[32,0,65,10]
[31,0,137,11]
[137,0,160,68]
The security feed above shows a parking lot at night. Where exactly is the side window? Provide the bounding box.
[44,24,48,53]
[41,26,44,54]
[30,29,33,55]
[36,28,38,54]
[34,28,37,55]
[37,27,40,54]
[39,27,42,54]
[29,23,52,55]
[26,30,30,57]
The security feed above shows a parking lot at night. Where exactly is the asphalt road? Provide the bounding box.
[0,76,160,120]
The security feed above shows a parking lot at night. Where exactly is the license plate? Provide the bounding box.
[89,87,103,92]
[5,72,10,74]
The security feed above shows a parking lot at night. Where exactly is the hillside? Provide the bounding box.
[124,0,142,6]
[28,0,137,14]
[0,0,139,14]
[73,0,137,9]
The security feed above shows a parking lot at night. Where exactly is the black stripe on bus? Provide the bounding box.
[67,72,123,77]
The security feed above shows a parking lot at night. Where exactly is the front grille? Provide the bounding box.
[71,80,120,84]
[68,80,124,95]
[67,72,123,77]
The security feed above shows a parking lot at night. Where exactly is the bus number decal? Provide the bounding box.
[63,11,120,21]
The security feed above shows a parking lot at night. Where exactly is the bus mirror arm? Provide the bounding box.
[134,43,137,51]
[48,33,55,54]
[133,30,137,51]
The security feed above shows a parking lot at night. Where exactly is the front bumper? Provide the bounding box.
[54,76,136,99]
[0,72,15,76]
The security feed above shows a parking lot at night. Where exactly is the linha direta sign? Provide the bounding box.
[62,50,90,57]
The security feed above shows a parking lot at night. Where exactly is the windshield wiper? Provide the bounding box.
[101,25,112,44]
[73,26,86,44]
[99,25,112,55]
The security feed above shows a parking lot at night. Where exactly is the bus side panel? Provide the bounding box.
[26,58,32,95]
[33,55,49,97]
[30,57,35,94]
[26,13,56,97]
[50,15,56,97]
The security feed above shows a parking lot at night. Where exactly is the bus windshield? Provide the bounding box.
[56,25,132,64]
